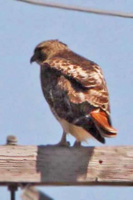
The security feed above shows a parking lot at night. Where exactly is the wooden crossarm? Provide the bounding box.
[0,145,133,186]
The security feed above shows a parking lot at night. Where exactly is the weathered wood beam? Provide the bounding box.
[0,145,133,186]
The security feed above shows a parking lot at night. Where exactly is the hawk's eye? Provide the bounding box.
[38,52,47,61]
[35,48,47,61]
[35,47,43,53]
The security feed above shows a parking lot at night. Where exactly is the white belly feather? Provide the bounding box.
[59,118,93,142]
[50,107,93,142]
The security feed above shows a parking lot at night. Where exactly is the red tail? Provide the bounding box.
[90,110,117,137]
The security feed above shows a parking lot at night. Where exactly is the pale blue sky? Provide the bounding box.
[0,0,133,199]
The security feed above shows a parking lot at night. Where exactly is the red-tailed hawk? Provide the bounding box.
[30,40,117,146]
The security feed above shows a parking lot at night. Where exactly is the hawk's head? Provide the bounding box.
[30,40,68,64]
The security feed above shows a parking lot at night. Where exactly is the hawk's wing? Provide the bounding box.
[48,57,104,88]
[46,56,110,114]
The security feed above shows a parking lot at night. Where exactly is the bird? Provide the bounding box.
[30,39,117,146]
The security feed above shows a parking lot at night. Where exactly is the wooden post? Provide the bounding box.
[0,145,132,186]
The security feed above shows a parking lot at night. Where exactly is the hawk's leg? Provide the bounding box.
[57,131,70,147]
[73,141,81,147]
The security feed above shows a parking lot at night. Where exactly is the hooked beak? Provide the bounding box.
[30,54,37,63]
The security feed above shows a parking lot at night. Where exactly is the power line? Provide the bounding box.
[16,0,133,19]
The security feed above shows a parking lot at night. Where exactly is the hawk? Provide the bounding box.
[30,40,117,146]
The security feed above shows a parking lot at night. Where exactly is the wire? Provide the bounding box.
[16,0,133,19]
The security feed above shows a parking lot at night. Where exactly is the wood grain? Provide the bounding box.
[0,145,133,186]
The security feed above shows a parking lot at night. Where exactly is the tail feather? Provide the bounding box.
[82,119,105,144]
[88,121,105,144]
[90,110,117,138]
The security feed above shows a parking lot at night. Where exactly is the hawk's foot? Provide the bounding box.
[46,141,70,147]
[56,141,70,147]
[73,141,81,147]
[56,131,70,147]
[47,131,70,147]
